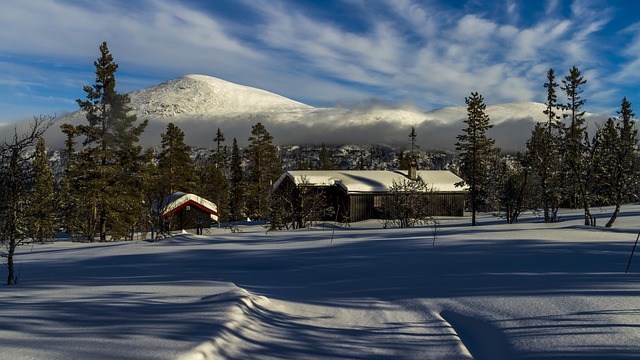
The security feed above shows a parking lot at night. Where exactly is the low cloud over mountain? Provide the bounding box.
[43,74,605,151]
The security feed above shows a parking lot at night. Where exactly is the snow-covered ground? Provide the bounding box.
[1,206,639,359]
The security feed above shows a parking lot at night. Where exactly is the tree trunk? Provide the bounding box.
[584,205,595,226]
[7,240,16,285]
[99,207,107,242]
[606,203,621,228]
[471,188,477,226]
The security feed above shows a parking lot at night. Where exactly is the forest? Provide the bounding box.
[0,42,638,286]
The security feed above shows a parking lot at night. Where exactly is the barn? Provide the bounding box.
[272,169,467,223]
[158,192,218,234]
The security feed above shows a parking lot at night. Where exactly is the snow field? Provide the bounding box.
[1,206,639,359]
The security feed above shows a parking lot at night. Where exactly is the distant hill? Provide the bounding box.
[54,75,601,151]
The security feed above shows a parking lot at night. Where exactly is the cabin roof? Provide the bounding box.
[158,192,219,221]
[273,170,467,194]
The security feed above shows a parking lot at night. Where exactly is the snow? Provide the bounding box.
[160,192,218,221]
[2,206,640,359]
[276,170,466,193]
[129,74,314,117]
[54,75,565,151]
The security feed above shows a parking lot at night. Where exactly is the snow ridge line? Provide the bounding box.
[439,310,511,360]
[432,311,474,359]
[175,286,271,360]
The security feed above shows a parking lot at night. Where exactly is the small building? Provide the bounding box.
[158,192,218,234]
[272,169,467,222]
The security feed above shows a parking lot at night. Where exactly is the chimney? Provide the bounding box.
[408,161,417,180]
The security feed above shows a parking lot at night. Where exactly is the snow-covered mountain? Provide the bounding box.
[53,75,589,151]
[129,74,313,118]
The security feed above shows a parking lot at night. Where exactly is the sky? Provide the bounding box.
[2,0,640,125]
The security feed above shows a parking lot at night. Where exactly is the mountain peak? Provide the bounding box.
[128,74,313,118]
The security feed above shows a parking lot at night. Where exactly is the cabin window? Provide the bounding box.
[374,195,384,209]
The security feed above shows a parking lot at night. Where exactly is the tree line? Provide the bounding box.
[1,43,638,285]
[456,67,638,228]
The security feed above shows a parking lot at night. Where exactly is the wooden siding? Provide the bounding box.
[349,194,376,222]
[349,192,465,221]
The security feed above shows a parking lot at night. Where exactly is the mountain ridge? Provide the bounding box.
[54,74,591,151]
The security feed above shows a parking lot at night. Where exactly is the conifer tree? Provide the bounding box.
[599,97,638,227]
[245,122,282,220]
[62,42,148,241]
[157,122,197,195]
[318,143,334,170]
[29,137,56,244]
[228,138,245,221]
[197,128,230,226]
[455,92,500,226]
[560,66,594,225]
[213,127,226,168]
[58,124,83,239]
[527,68,563,222]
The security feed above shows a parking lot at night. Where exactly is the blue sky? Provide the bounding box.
[2,0,640,123]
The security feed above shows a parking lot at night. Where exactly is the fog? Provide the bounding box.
[6,106,610,154]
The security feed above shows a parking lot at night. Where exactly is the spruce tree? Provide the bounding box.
[62,42,148,241]
[318,143,334,170]
[560,66,594,225]
[157,122,197,195]
[455,92,500,226]
[599,97,638,227]
[197,128,230,226]
[29,137,56,244]
[527,68,563,222]
[58,124,82,239]
[213,127,226,168]
[228,138,245,221]
[245,122,282,220]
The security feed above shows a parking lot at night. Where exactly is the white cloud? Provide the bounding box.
[0,0,630,122]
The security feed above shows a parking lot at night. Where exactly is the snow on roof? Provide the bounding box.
[159,192,218,221]
[274,170,467,193]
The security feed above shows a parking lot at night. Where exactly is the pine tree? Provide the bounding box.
[560,66,594,225]
[228,138,245,221]
[213,127,226,168]
[157,122,197,195]
[58,124,82,239]
[245,122,282,220]
[29,137,56,244]
[62,42,149,241]
[527,68,563,222]
[318,143,334,170]
[197,128,230,226]
[599,97,638,227]
[494,154,530,224]
[455,92,500,226]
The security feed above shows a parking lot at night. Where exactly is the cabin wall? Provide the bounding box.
[349,192,465,221]
[278,184,466,223]
[164,207,212,231]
